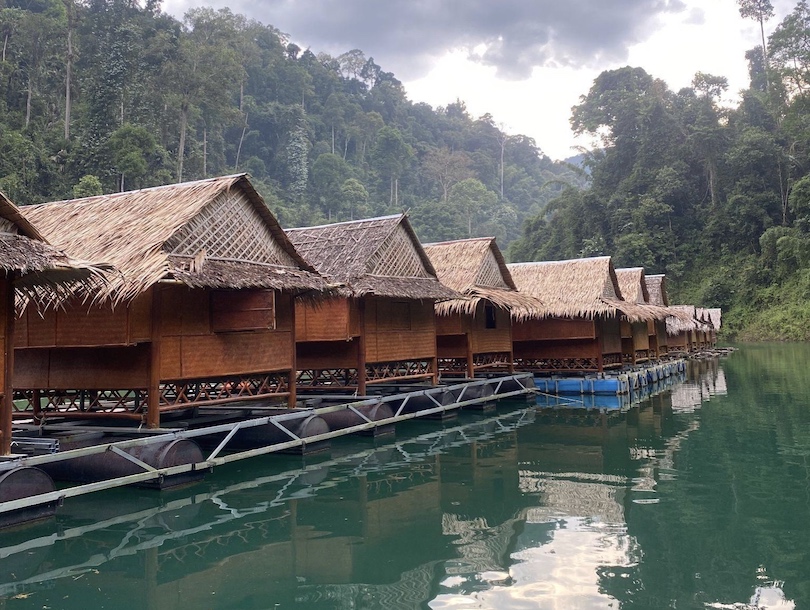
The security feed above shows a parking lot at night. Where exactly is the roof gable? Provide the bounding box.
[166,188,298,267]
[615,267,650,304]
[507,256,657,321]
[287,214,456,300]
[22,174,321,302]
[366,222,432,278]
[423,237,513,292]
[644,274,669,307]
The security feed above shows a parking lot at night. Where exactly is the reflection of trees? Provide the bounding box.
[602,350,810,608]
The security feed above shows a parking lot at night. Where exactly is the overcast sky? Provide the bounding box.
[162,0,796,160]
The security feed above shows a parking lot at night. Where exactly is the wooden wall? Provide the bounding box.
[435,313,464,336]
[297,340,358,370]
[15,293,152,348]
[0,278,9,395]
[158,285,294,379]
[435,304,512,357]
[470,306,511,355]
[365,297,436,363]
[631,321,650,351]
[295,298,359,342]
[15,345,150,389]
[15,284,296,390]
[513,317,596,342]
[599,317,622,355]
[513,338,600,360]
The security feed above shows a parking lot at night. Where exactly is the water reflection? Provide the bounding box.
[1,349,808,609]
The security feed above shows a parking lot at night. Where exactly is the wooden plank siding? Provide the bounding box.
[14,285,298,422]
[15,293,152,348]
[295,298,358,342]
[0,277,12,454]
[365,297,436,362]
[513,318,596,341]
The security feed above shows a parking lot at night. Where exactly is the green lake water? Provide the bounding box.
[1,344,809,609]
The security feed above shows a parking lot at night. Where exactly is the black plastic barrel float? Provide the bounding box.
[318,402,395,437]
[491,374,535,396]
[0,467,58,529]
[393,387,461,420]
[458,382,498,410]
[42,436,205,490]
[219,411,331,455]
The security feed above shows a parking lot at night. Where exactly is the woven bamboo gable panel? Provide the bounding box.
[166,190,297,267]
[0,218,18,235]
[367,224,431,278]
[601,274,619,300]
[475,249,509,289]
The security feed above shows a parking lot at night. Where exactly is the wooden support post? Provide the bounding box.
[357,298,367,396]
[147,286,162,429]
[596,321,604,373]
[32,389,41,423]
[1,276,14,456]
[288,292,297,408]
[465,332,475,379]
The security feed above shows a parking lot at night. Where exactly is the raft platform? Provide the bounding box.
[0,373,534,526]
[533,359,687,397]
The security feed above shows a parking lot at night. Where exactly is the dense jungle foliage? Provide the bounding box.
[0,0,583,250]
[510,1,810,341]
[3,0,810,339]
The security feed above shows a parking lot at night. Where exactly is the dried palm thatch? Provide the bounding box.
[615,267,670,320]
[0,192,109,308]
[644,274,669,307]
[287,214,457,300]
[22,174,329,304]
[423,237,543,318]
[707,308,722,330]
[666,305,704,335]
[507,256,656,322]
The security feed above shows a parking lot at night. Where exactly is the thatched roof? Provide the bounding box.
[22,174,329,303]
[0,191,109,306]
[707,307,722,330]
[287,214,457,300]
[423,237,542,318]
[666,305,709,335]
[507,256,656,322]
[615,267,670,320]
[644,274,669,307]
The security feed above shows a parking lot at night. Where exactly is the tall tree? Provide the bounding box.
[738,0,775,92]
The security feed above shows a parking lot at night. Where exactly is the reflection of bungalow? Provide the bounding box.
[707,308,721,347]
[643,274,670,358]
[507,256,651,373]
[615,268,668,365]
[423,237,539,378]
[696,308,715,349]
[287,214,456,395]
[666,305,701,353]
[0,193,106,454]
[17,174,328,428]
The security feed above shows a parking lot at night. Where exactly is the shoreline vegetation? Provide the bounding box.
[2,1,810,340]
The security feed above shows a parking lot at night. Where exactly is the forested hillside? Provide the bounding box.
[6,0,810,340]
[510,1,810,341]
[0,0,583,248]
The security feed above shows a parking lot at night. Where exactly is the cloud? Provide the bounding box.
[164,0,689,80]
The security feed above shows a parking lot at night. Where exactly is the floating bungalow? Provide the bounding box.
[643,274,670,358]
[666,305,701,353]
[422,237,539,379]
[615,268,668,365]
[287,214,456,395]
[707,308,721,347]
[507,256,652,374]
[16,174,329,428]
[0,193,106,454]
